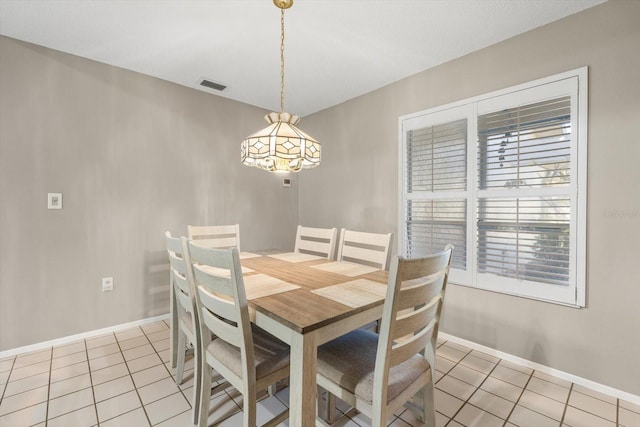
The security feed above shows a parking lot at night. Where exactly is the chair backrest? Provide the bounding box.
[187,242,255,392]
[337,229,392,270]
[165,232,198,333]
[374,245,453,406]
[187,224,241,251]
[293,225,338,259]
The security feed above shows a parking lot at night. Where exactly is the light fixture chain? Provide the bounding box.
[280,7,285,113]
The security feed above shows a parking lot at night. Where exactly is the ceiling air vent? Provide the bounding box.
[199,78,227,92]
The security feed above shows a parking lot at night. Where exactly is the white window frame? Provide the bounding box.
[398,67,587,307]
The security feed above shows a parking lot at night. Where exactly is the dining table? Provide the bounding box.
[241,251,389,426]
[169,250,389,426]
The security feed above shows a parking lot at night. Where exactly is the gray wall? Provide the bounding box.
[0,37,298,350]
[300,0,640,395]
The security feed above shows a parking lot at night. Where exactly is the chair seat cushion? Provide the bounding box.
[317,329,430,404]
[207,325,289,380]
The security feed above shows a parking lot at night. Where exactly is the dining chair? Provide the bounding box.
[188,242,290,427]
[164,232,201,424]
[337,228,392,270]
[294,225,338,259]
[316,245,453,427]
[188,224,241,250]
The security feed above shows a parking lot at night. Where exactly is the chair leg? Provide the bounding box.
[191,344,201,425]
[175,331,186,384]
[198,363,212,427]
[422,382,436,427]
[243,389,257,427]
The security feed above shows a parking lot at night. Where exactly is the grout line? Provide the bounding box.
[500,363,535,426]
[44,347,52,427]
[114,328,152,427]
[559,382,573,426]
[84,337,100,427]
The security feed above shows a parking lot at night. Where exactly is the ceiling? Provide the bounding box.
[0,0,605,117]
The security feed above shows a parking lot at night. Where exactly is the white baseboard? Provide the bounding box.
[0,314,170,359]
[2,316,638,407]
[440,332,640,406]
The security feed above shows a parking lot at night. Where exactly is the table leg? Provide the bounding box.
[289,331,318,427]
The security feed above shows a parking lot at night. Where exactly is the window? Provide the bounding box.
[399,68,587,306]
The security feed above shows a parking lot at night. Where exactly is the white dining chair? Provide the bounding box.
[188,224,241,250]
[316,245,453,427]
[188,242,290,427]
[337,228,392,270]
[164,231,201,424]
[294,225,338,259]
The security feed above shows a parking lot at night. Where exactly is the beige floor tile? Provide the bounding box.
[151,338,170,352]
[563,405,615,427]
[498,359,534,375]
[118,335,150,351]
[619,406,640,427]
[126,353,162,373]
[480,376,523,402]
[85,334,117,349]
[0,357,15,373]
[571,383,617,405]
[468,388,515,419]
[442,341,471,353]
[49,373,92,399]
[138,376,181,405]
[132,364,171,388]
[141,321,168,334]
[491,364,531,388]
[93,375,135,403]
[91,362,130,386]
[96,390,142,422]
[50,360,89,383]
[115,327,145,342]
[436,345,468,363]
[146,330,170,343]
[526,377,570,403]
[434,388,465,418]
[157,348,171,363]
[519,390,565,421]
[47,387,95,419]
[0,385,48,416]
[0,370,8,386]
[47,404,97,427]
[13,349,51,369]
[89,352,125,372]
[454,403,504,427]
[100,407,150,427]
[52,341,86,358]
[144,391,190,425]
[153,409,193,427]
[2,371,49,397]
[449,363,488,387]
[620,399,640,413]
[51,350,87,370]
[532,370,572,388]
[436,374,478,400]
[508,404,559,427]
[460,354,498,374]
[7,360,50,382]
[568,390,617,422]
[122,343,155,361]
[0,401,47,426]
[435,355,456,373]
[87,343,120,360]
[469,350,500,364]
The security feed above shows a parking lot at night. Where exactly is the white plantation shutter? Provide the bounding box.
[477,96,572,287]
[402,114,469,278]
[400,68,587,306]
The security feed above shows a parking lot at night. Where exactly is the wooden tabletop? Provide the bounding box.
[241,255,388,334]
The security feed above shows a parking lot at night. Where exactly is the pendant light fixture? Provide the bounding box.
[241,0,321,173]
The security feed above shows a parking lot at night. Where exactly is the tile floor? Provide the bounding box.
[1,320,638,426]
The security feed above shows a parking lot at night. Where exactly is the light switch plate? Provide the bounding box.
[47,193,63,209]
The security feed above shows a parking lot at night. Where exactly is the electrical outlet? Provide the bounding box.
[102,277,113,292]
